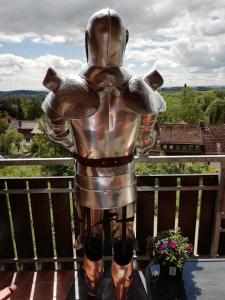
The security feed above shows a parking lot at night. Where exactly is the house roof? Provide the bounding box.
[9,119,39,131]
[31,123,42,134]
[201,125,225,154]
[159,124,203,145]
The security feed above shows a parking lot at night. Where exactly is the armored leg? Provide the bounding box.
[75,204,104,296]
[110,203,136,300]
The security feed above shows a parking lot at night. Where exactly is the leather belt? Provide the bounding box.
[74,153,134,168]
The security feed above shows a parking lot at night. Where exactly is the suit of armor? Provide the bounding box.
[42,8,165,300]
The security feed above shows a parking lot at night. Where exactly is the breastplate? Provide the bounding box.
[71,85,141,159]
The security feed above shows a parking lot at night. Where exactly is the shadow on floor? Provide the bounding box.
[67,262,150,300]
[145,261,203,300]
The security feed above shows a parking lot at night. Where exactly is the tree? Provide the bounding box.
[206,99,225,124]
[179,85,208,124]
[214,90,225,100]
[197,91,217,112]
[30,117,73,175]
[0,97,17,117]
[11,96,44,120]
[0,112,9,134]
[0,129,23,155]
[159,93,183,124]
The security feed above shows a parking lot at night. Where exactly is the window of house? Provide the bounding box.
[182,145,187,151]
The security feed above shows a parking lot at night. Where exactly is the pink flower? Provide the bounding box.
[168,241,177,249]
[157,242,165,254]
[188,243,193,253]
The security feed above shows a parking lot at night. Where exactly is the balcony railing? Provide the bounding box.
[0,155,225,271]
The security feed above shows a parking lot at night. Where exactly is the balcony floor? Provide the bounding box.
[146,260,225,299]
[0,269,75,300]
[0,260,225,299]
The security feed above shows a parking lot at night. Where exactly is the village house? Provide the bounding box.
[8,119,40,145]
[159,124,225,155]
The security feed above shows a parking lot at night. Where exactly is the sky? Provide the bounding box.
[0,0,225,90]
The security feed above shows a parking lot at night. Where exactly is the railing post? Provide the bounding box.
[210,160,225,257]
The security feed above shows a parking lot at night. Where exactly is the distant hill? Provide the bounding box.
[0,85,225,98]
[161,85,225,92]
[0,90,47,97]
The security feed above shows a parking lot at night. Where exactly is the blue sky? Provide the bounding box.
[0,0,225,90]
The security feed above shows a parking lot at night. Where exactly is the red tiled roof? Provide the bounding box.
[159,124,203,145]
[201,125,225,154]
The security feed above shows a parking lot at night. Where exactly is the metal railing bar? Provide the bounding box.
[0,174,219,180]
[136,154,225,164]
[0,176,74,180]
[210,162,225,257]
[138,186,218,192]
[1,155,225,166]
[1,255,225,264]
[0,158,74,166]
[0,188,74,194]
[47,180,58,270]
[0,185,218,195]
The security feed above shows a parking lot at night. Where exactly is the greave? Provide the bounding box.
[83,255,104,296]
[83,231,104,296]
[111,259,133,300]
[111,238,134,300]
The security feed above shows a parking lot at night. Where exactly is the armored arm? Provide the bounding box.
[42,68,100,152]
[42,68,75,151]
[136,70,166,154]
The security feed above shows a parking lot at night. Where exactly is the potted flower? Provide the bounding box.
[148,228,193,277]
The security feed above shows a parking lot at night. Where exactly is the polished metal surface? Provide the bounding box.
[74,204,104,250]
[43,118,75,150]
[80,65,131,87]
[123,76,165,115]
[71,85,141,159]
[76,156,136,209]
[110,202,135,220]
[136,115,158,154]
[77,171,136,190]
[110,203,136,243]
[83,255,104,296]
[111,260,133,300]
[77,183,136,209]
[85,8,128,68]
[144,70,164,91]
[43,73,100,119]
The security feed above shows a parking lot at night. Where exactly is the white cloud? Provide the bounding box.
[0,0,225,87]
[0,54,84,90]
[201,19,225,36]
[0,33,32,43]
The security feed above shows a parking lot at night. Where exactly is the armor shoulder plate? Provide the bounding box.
[123,76,163,115]
[43,70,100,119]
